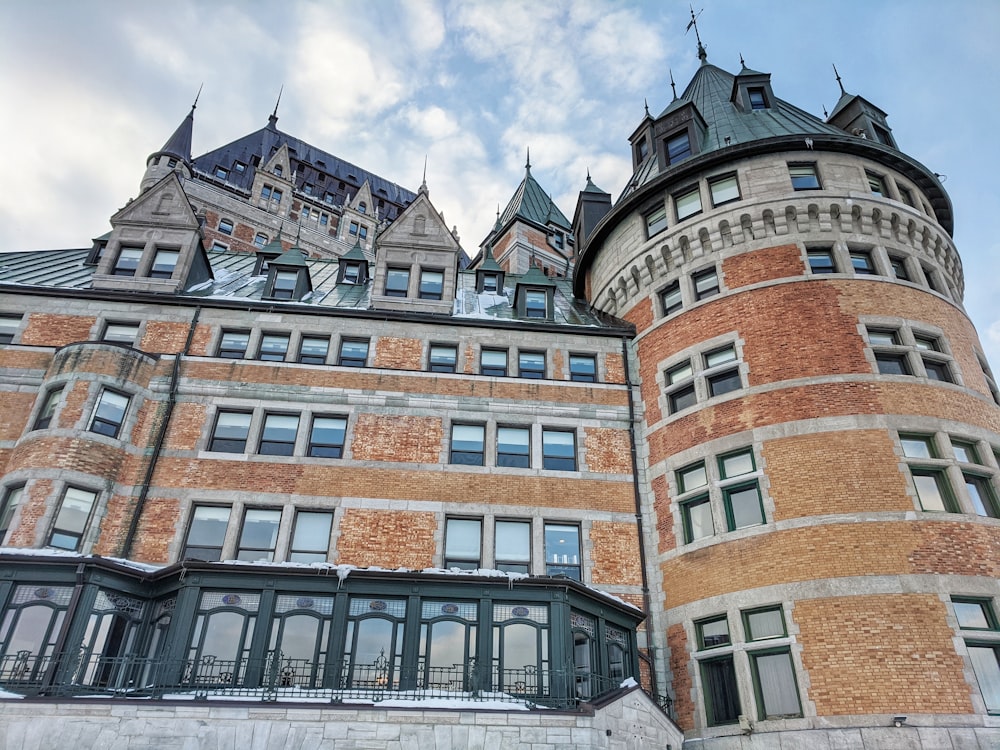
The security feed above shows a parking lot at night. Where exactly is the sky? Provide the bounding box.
[1,0,999,367]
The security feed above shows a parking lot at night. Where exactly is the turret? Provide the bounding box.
[140,96,196,193]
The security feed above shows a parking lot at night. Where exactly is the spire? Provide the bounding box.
[833,63,846,95]
[739,53,746,69]
[669,70,678,100]
[686,5,707,64]
[644,98,650,117]
[268,85,283,129]
[419,155,428,194]
[152,93,197,164]
[525,147,531,174]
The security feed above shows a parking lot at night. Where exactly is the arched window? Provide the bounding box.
[268,595,335,689]
[419,601,477,690]
[0,585,73,684]
[186,591,259,687]
[343,598,406,690]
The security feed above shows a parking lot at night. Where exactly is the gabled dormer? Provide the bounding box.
[475,244,505,294]
[828,90,896,147]
[730,63,776,112]
[263,245,312,301]
[93,172,211,294]
[628,102,655,169]
[253,232,286,275]
[514,265,557,321]
[336,240,370,286]
[572,173,612,249]
[370,183,462,314]
[652,99,707,172]
[250,144,293,214]
[339,180,377,252]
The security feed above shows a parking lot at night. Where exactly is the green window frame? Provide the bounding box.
[681,495,714,543]
[749,647,802,720]
[696,615,731,650]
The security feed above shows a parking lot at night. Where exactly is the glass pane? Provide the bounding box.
[900,435,934,458]
[708,370,742,397]
[876,354,909,375]
[747,608,785,640]
[427,620,467,671]
[275,614,320,666]
[646,207,667,235]
[430,345,457,370]
[419,270,444,298]
[661,283,682,313]
[912,471,949,511]
[965,475,998,518]
[728,485,764,529]
[545,524,580,568]
[452,425,484,451]
[705,346,736,368]
[291,512,333,557]
[340,340,368,360]
[310,417,346,455]
[103,324,138,343]
[386,268,409,295]
[954,601,992,630]
[808,251,835,272]
[569,355,596,381]
[679,463,708,492]
[702,656,740,725]
[676,189,702,219]
[215,412,251,439]
[445,519,481,559]
[685,498,714,541]
[952,442,978,464]
[482,350,506,367]
[711,176,739,204]
[698,618,730,649]
[200,611,247,662]
[55,488,97,534]
[300,336,329,362]
[260,335,289,359]
[498,427,529,453]
[496,521,530,563]
[755,651,801,718]
[221,331,249,350]
[667,362,693,384]
[694,270,718,297]
[850,252,874,274]
[669,385,697,413]
[188,507,230,545]
[721,450,754,478]
[262,413,298,441]
[968,646,1000,712]
[239,510,281,552]
[6,605,58,656]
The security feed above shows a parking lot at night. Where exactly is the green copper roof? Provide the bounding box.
[499,165,572,232]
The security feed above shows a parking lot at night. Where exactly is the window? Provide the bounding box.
[747,87,767,110]
[0,486,23,541]
[544,523,581,579]
[889,254,910,281]
[666,341,745,415]
[660,280,682,316]
[444,518,481,569]
[542,429,576,471]
[209,411,252,453]
[258,333,290,361]
[89,389,130,438]
[218,218,234,236]
[429,344,457,373]
[665,360,696,414]
[808,248,836,274]
[867,171,887,197]
[271,270,298,299]
[745,607,801,720]
[253,233,269,249]
[720,449,765,530]
[675,186,702,221]
[233,161,246,173]
[952,598,1000,714]
[298,335,329,364]
[693,267,719,300]
[705,345,741,398]
[48,486,97,551]
[149,249,180,279]
[645,206,667,237]
[101,322,139,345]
[524,289,548,318]
[866,324,954,381]
[214,166,229,180]
[497,426,530,468]
[419,269,444,300]
[218,330,249,359]
[850,250,876,275]
[303,184,314,196]
[979,355,1000,406]
[451,424,485,466]
[709,174,740,206]
[349,221,360,236]
[680,480,714,543]
[258,413,299,456]
[385,267,410,297]
[308,416,347,458]
[921,263,944,294]
[697,616,731,650]
[0,315,20,344]
[480,349,508,377]
[481,273,500,293]
[789,163,820,190]
[260,185,282,209]
[273,165,283,177]
[113,246,143,276]
[569,354,597,383]
[33,387,63,430]
[676,446,764,543]
[289,511,333,563]
[341,262,362,285]
[495,520,530,573]
[965,474,1000,518]
[236,509,281,562]
[900,433,957,513]
[519,351,545,379]
[897,185,915,207]
[666,131,692,165]
[701,655,740,726]
[338,338,368,367]
[211,241,228,252]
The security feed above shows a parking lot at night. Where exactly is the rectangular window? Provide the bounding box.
[214,166,229,180]
[385,267,410,297]
[954,598,1000,713]
[0,315,20,344]
[693,268,719,300]
[569,354,597,383]
[89,389,130,438]
[349,221,359,236]
[701,655,740,726]
[308,415,347,458]
[666,359,697,414]
[0,486,24,540]
[218,330,250,359]
[209,411,252,453]
[524,289,548,318]
[898,185,915,207]
[705,345,741,398]
[113,246,143,276]
[338,338,369,367]
[341,262,362,284]
[451,424,485,466]
[750,649,802,719]
[481,272,500,293]
[258,413,299,456]
[298,335,329,364]
[183,506,230,561]
[965,474,999,518]
[101,322,139,345]
[444,517,481,569]
[495,520,531,573]
[954,599,997,631]
[709,174,740,206]
[678,461,708,493]
[289,511,333,563]
[645,206,668,237]
[49,486,97,551]
[149,249,180,279]
[418,269,444,300]
[850,250,876,275]
[889,255,910,280]
[271,270,298,299]
[867,172,887,197]
[675,187,702,221]
[911,468,956,512]
[720,449,764,530]
[875,352,911,375]
[666,131,692,164]
[745,606,786,640]
[519,351,545,379]
[542,429,576,471]
[544,522,581,579]
[480,348,508,377]
[236,508,281,562]
[218,218,234,236]
[808,249,836,273]
[748,87,767,109]
[681,495,714,543]
[697,615,731,649]
[660,280,682,316]
[258,333,290,361]
[497,426,530,468]
[254,233,268,249]
[900,433,935,459]
[429,344,457,373]
[33,387,63,430]
[789,163,820,190]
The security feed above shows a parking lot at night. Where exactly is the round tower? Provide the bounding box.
[575,58,1000,745]
[140,103,195,193]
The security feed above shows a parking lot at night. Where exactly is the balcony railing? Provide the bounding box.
[0,650,672,718]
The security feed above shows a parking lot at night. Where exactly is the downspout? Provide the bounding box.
[622,336,659,697]
[121,307,201,558]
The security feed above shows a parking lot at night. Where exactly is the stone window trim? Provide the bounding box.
[87,387,133,441]
[98,319,143,346]
[436,514,565,577]
[204,405,354,460]
[673,183,704,223]
[895,430,1000,518]
[660,336,747,418]
[443,420,584,472]
[0,313,23,345]
[949,595,1000,715]
[862,319,959,385]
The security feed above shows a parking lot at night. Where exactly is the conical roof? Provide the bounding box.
[152,106,195,164]
[498,164,572,232]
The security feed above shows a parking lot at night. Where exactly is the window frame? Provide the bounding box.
[418,268,445,300]
[0,485,24,541]
[444,517,482,570]
[236,507,282,562]
[645,205,668,238]
[257,332,290,362]
[308,415,348,459]
[257,412,299,456]
[709,173,740,207]
[208,410,252,453]
[33,386,64,430]
[428,343,458,373]
[450,423,486,466]
[337,338,369,367]
[518,350,546,379]
[0,315,21,345]
[384,267,410,297]
[497,425,531,468]
[674,185,703,222]
[494,519,531,574]
[807,248,837,274]
[298,335,330,365]
[218,218,234,236]
[149,248,180,279]
[288,510,334,563]
[788,162,821,191]
[568,354,597,383]
[480,348,508,378]
[660,280,683,316]
[48,486,98,552]
[544,522,581,579]
[542,429,577,471]
[692,267,720,301]
[665,130,692,165]
[112,245,144,276]
[218,330,250,359]
[88,388,130,439]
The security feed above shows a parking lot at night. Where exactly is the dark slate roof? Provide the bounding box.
[153,107,195,163]
[498,166,572,232]
[0,248,94,288]
[192,119,417,221]
[625,63,846,199]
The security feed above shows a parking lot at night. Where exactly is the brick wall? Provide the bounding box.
[583,427,631,474]
[130,496,181,563]
[589,521,642,586]
[0,392,34,442]
[21,313,95,346]
[336,508,436,568]
[373,336,423,370]
[651,474,675,554]
[351,414,443,463]
[722,243,803,288]
[667,622,695,730]
[6,479,53,547]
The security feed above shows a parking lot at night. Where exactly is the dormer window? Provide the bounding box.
[637,139,649,161]
[149,248,179,279]
[274,165,283,177]
[482,274,499,293]
[167,158,178,169]
[385,267,410,297]
[358,202,367,214]
[343,263,361,284]
[234,161,246,173]
[419,269,444,300]
[525,290,547,318]
[113,246,143,276]
[666,131,692,165]
[215,166,229,180]
[271,271,298,299]
[747,87,768,110]
[254,233,268,249]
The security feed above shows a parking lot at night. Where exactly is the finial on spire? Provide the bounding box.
[192,83,203,111]
[525,147,531,173]
[269,85,283,128]
[669,70,678,100]
[586,168,591,182]
[739,53,746,68]
[420,155,428,193]
[833,63,845,96]
[644,98,650,117]
[823,105,829,118]
[686,6,707,63]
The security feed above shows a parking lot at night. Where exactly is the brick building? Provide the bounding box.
[0,45,997,750]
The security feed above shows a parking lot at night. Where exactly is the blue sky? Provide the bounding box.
[1,0,999,367]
